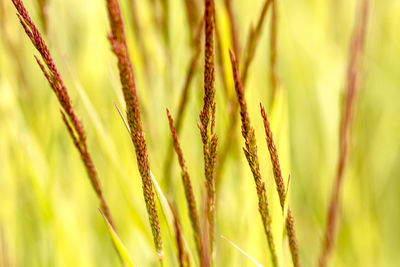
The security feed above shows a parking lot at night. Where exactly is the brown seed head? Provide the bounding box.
[260,103,286,209]
[105,0,163,259]
[11,0,115,228]
[229,50,278,267]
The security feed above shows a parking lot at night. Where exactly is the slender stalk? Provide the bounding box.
[259,104,286,209]
[269,0,279,105]
[105,0,163,260]
[166,109,203,259]
[170,202,191,267]
[11,0,115,228]
[229,51,278,267]
[260,103,301,267]
[199,0,218,257]
[200,196,212,267]
[319,1,369,266]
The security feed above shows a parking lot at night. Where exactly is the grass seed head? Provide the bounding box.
[105,0,163,259]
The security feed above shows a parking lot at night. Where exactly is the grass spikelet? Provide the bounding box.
[105,0,163,260]
[319,1,369,266]
[221,236,264,267]
[199,0,218,256]
[150,171,196,265]
[259,104,286,209]
[166,109,202,258]
[229,50,278,267]
[260,103,301,267]
[285,209,300,267]
[11,0,115,228]
[217,0,272,186]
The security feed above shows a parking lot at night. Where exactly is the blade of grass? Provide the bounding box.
[269,0,279,105]
[151,171,196,267]
[99,209,134,267]
[221,235,264,267]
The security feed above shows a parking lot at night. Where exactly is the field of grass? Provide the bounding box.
[1,0,399,266]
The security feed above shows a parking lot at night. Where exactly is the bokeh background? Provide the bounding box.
[0,0,399,266]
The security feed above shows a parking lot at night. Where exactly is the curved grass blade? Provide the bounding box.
[99,209,134,267]
[150,171,196,266]
[221,236,264,267]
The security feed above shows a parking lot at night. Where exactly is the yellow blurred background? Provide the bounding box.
[0,0,399,266]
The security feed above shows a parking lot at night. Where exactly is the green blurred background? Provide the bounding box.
[0,0,399,266]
